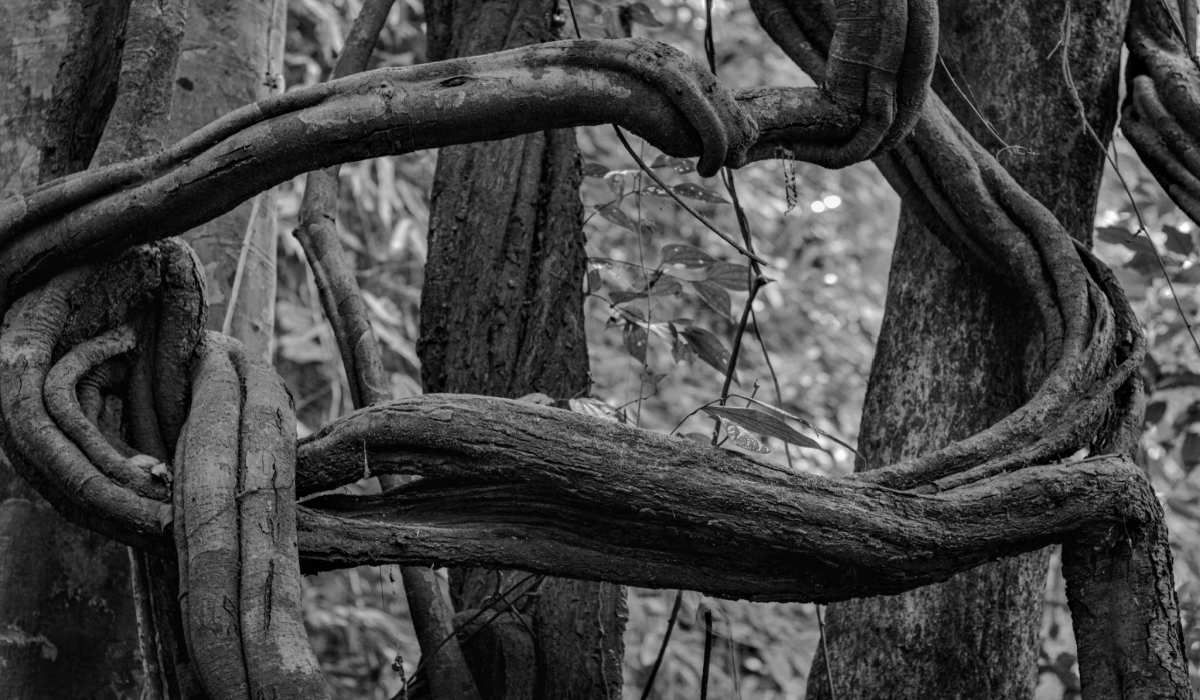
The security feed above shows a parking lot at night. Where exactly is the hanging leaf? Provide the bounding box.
[650,154,696,173]
[661,243,717,269]
[570,397,620,422]
[718,417,770,454]
[583,162,611,178]
[587,268,602,291]
[1145,400,1167,425]
[586,259,612,293]
[673,182,730,204]
[641,370,668,390]
[623,1,663,27]
[1095,226,1157,257]
[691,280,732,318]
[1183,431,1200,473]
[517,392,555,405]
[596,203,637,232]
[1163,225,1194,256]
[618,305,645,323]
[681,326,731,377]
[624,322,648,363]
[703,405,825,451]
[706,262,752,291]
[672,337,696,363]
[610,278,683,304]
[725,394,859,455]
[638,217,664,238]
[1174,265,1200,285]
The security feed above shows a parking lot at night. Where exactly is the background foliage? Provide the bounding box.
[275,0,1200,697]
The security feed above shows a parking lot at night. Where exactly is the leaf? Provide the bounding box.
[610,278,683,304]
[517,392,555,406]
[650,154,696,174]
[1183,431,1200,472]
[1174,265,1200,285]
[623,322,648,363]
[703,405,825,451]
[644,185,671,197]
[583,162,611,178]
[726,394,859,455]
[587,268,602,291]
[661,243,717,269]
[569,397,620,422]
[1164,225,1194,256]
[691,280,732,318]
[1145,400,1167,425]
[623,1,663,27]
[158,503,174,531]
[128,454,160,470]
[151,462,173,485]
[596,203,637,232]
[638,217,663,237]
[673,182,730,204]
[1095,226,1157,257]
[706,261,752,291]
[671,331,696,363]
[681,326,731,376]
[718,417,770,454]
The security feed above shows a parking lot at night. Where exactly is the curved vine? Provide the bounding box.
[0,0,1193,697]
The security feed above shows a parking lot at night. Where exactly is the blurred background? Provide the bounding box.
[277,0,1200,696]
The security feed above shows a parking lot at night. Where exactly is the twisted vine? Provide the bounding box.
[0,0,1192,698]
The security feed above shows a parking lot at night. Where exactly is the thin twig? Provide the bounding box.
[612,128,765,264]
[817,605,838,700]
[700,609,714,700]
[638,591,683,700]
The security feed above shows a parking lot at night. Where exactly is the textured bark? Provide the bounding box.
[163,0,286,360]
[0,3,141,697]
[0,5,1191,695]
[808,1,1128,698]
[419,1,625,697]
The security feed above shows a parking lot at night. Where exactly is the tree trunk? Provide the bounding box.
[0,2,142,697]
[163,0,287,360]
[419,1,626,697]
[808,1,1127,697]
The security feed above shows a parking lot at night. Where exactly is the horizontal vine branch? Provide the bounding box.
[292,395,1154,602]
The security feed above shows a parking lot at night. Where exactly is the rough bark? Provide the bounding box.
[0,7,1191,696]
[0,2,141,697]
[284,394,1154,598]
[808,1,1128,698]
[419,1,625,697]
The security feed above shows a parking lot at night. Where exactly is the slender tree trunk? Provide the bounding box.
[163,0,287,360]
[0,2,142,697]
[419,1,626,697]
[808,1,1127,697]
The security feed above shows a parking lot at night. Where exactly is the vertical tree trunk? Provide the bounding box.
[0,2,142,697]
[163,0,287,360]
[808,1,1127,697]
[419,1,626,697]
